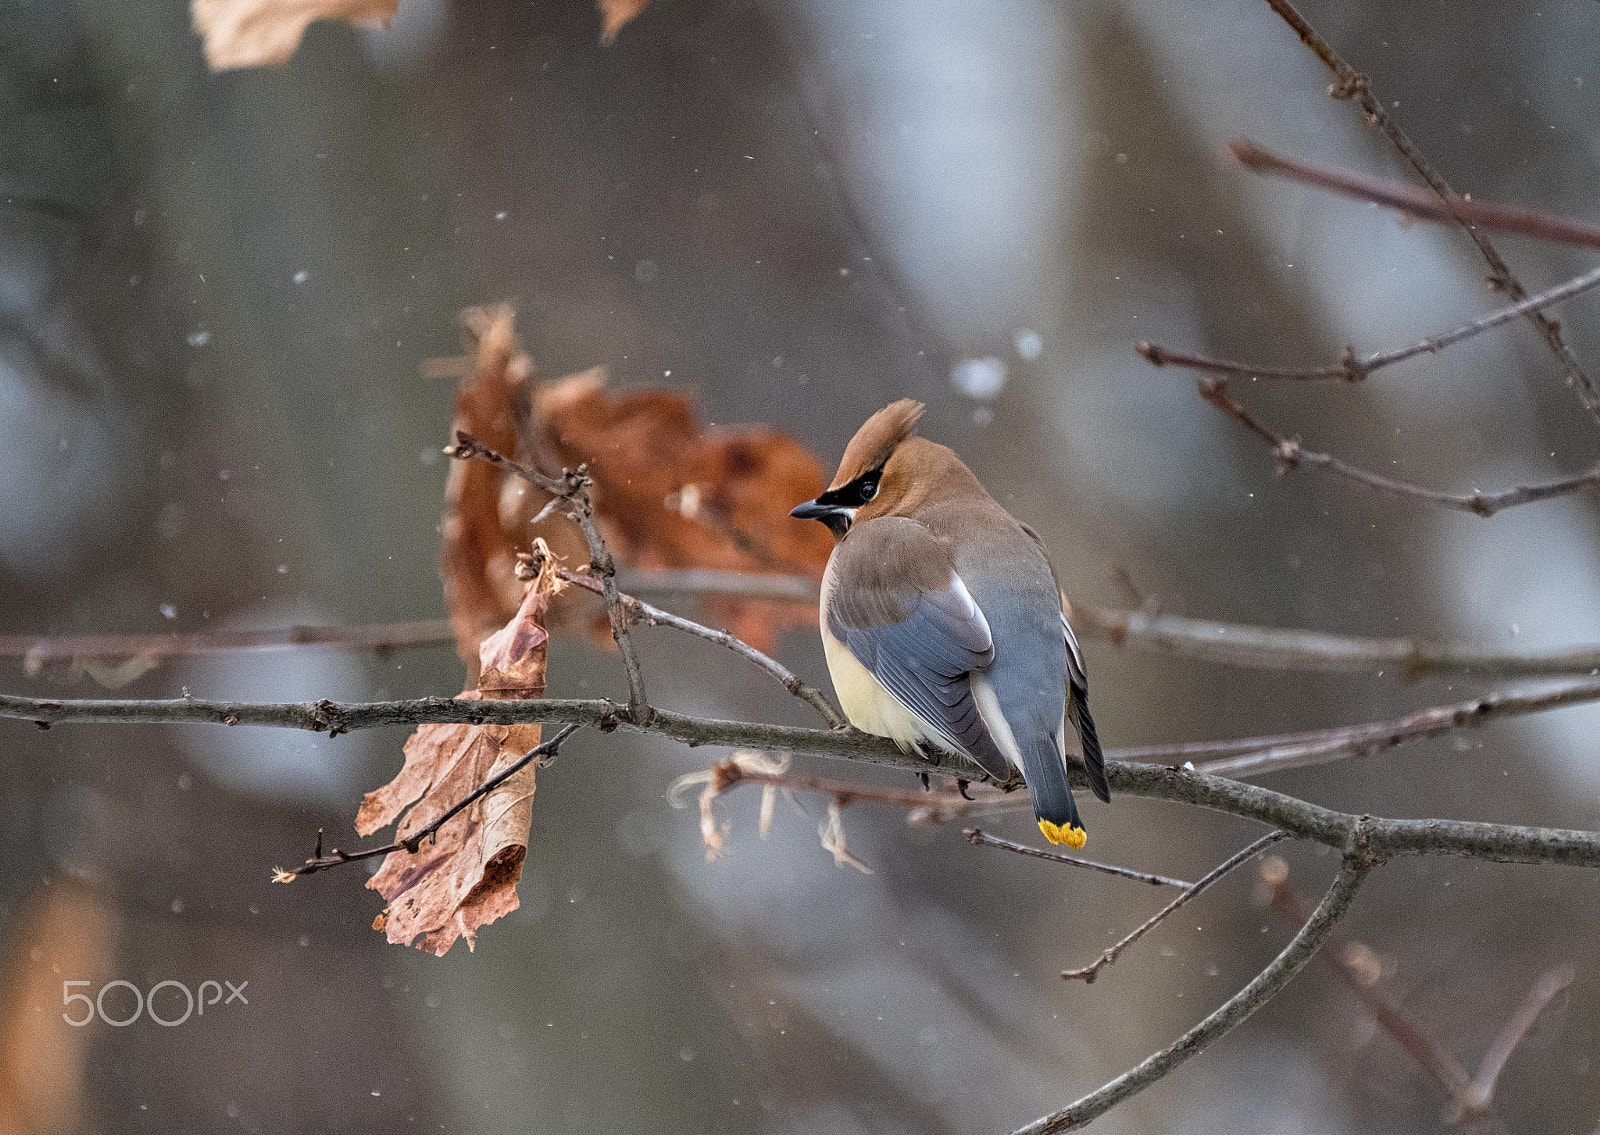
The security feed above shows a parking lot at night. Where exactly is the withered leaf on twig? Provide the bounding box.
[434,305,831,659]
[439,304,537,675]
[192,0,398,71]
[357,555,555,956]
[536,371,833,651]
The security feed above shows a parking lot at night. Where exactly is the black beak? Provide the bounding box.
[789,499,834,521]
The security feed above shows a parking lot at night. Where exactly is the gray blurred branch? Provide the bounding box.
[1265,861,1575,1126]
[1197,376,1600,517]
[1192,680,1600,779]
[1014,856,1373,1134]
[1070,603,1600,678]
[13,589,1600,688]
[1231,139,1600,256]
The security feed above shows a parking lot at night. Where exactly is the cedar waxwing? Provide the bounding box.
[790,399,1110,847]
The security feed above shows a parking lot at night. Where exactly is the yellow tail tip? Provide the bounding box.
[1039,820,1087,849]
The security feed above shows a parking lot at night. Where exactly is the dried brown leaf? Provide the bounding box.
[439,304,540,679]
[432,304,831,657]
[192,0,398,71]
[535,372,832,651]
[597,0,651,44]
[360,559,555,956]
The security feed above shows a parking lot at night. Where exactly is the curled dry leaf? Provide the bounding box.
[356,554,555,956]
[439,304,538,677]
[597,0,652,44]
[434,304,832,659]
[192,0,398,71]
[668,750,791,861]
[819,801,873,875]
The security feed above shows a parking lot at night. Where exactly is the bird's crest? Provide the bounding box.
[830,398,925,489]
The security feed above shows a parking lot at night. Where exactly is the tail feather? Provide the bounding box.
[1071,684,1111,804]
[1017,729,1085,847]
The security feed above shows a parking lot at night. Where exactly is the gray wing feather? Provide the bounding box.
[827,519,1008,778]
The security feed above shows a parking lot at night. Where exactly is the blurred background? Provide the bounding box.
[2,0,1599,1131]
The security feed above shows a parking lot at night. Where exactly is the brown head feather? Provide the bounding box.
[829,398,925,490]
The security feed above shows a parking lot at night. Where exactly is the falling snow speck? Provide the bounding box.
[292,270,309,285]
[1014,329,1042,360]
[951,357,1007,400]
[186,330,211,348]
[160,603,177,619]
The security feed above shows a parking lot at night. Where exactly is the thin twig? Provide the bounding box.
[1261,0,1600,426]
[1070,601,1600,680]
[1266,862,1473,1101]
[1458,964,1576,1119]
[1062,832,1287,983]
[1014,855,1373,1134]
[275,724,581,881]
[10,692,1600,867]
[1232,139,1600,255]
[447,431,653,723]
[1192,680,1600,779]
[1140,261,1600,384]
[965,829,1200,889]
[556,567,844,728]
[1199,377,1600,517]
[1265,864,1573,1123]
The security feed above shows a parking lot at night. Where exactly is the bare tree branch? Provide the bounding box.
[1193,680,1600,779]
[1261,0,1600,426]
[963,828,1196,888]
[1014,855,1373,1134]
[555,567,844,728]
[447,431,654,723]
[1061,832,1287,984]
[1231,139,1600,255]
[1139,261,1600,384]
[7,691,1600,867]
[1197,377,1600,517]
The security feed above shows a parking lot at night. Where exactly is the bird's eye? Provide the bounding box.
[858,478,879,502]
